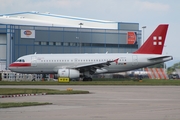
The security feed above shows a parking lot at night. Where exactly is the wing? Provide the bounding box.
[71,58,119,74]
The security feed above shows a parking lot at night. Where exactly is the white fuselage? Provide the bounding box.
[9,53,172,74]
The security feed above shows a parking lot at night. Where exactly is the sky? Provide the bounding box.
[0,0,179,67]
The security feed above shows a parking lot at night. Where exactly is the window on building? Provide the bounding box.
[55,42,62,46]
[63,42,69,46]
[34,41,40,45]
[70,42,76,46]
[41,42,47,45]
[106,44,118,48]
[82,43,91,47]
[92,43,105,47]
[48,42,54,45]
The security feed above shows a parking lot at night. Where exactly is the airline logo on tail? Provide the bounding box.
[133,24,168,54]
[153,36,162,45]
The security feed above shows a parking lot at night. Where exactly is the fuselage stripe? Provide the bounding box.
[9,63,31,67]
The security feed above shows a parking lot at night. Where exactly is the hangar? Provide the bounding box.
[0,11,141,71]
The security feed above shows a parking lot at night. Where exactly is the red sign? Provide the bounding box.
[127,32,136,44]
[24,30,32,35]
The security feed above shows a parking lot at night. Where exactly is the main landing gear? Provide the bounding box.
[83,77,92,81]
[80,74,93,81]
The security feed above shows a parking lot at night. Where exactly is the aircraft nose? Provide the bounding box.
[9,62,31,71]
[9,63,16,71]
[9,63,15,67]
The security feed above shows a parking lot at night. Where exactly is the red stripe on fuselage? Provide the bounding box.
[9,63,31,67]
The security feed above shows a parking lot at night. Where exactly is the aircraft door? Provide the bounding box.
[74,58,78,66]
[31,56,37,67]
[132,55,138,65]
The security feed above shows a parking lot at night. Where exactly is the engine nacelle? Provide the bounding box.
[58,69,80,78]
[95,68,108,74]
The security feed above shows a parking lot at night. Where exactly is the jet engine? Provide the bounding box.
[58,69,80,78]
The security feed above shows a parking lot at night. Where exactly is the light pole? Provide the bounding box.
[142,26,146,46]
[79,23,83,53]
[142,26,146,72]
[163,46,167,74]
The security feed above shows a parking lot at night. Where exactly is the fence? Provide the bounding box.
[0,71,43,81]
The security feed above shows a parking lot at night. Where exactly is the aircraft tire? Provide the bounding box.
[88,77,92,81]
[83,77,92,81]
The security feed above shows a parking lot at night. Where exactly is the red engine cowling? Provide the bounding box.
[58,69,80,78]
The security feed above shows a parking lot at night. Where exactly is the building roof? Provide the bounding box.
[0,11,119,29]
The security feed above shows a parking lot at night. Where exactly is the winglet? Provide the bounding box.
[114,58,119,64]
[133,24,168,54]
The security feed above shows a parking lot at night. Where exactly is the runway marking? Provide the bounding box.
[0,93,46,98]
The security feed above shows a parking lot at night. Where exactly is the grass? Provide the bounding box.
[0,79,180,85]
[0,88,89,108]
[0,102,52,108]
[0,88,89,95]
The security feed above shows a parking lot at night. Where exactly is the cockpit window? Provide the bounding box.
[15,59,25,62]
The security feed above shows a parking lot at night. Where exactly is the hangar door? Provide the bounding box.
[0,34,6,70]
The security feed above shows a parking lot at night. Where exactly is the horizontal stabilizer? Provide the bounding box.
[148,56,173,60]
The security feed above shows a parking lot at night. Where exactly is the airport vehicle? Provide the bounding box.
[9,24,173,81]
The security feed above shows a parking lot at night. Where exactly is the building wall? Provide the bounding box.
[0,33,6,70]
[118,22,139,30]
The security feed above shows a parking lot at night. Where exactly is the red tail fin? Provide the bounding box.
[133,24,168,54]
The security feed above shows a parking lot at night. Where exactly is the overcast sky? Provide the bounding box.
[0,0,179,67]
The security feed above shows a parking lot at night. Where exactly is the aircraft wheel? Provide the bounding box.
[83,77,92,81]
[87,77,92,81]
[83,78,87,81]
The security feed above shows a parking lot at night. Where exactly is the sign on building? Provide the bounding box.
[127,32,137,44]
[21,30,35,38]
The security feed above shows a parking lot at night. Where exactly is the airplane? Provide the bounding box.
[9,24,173,81]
